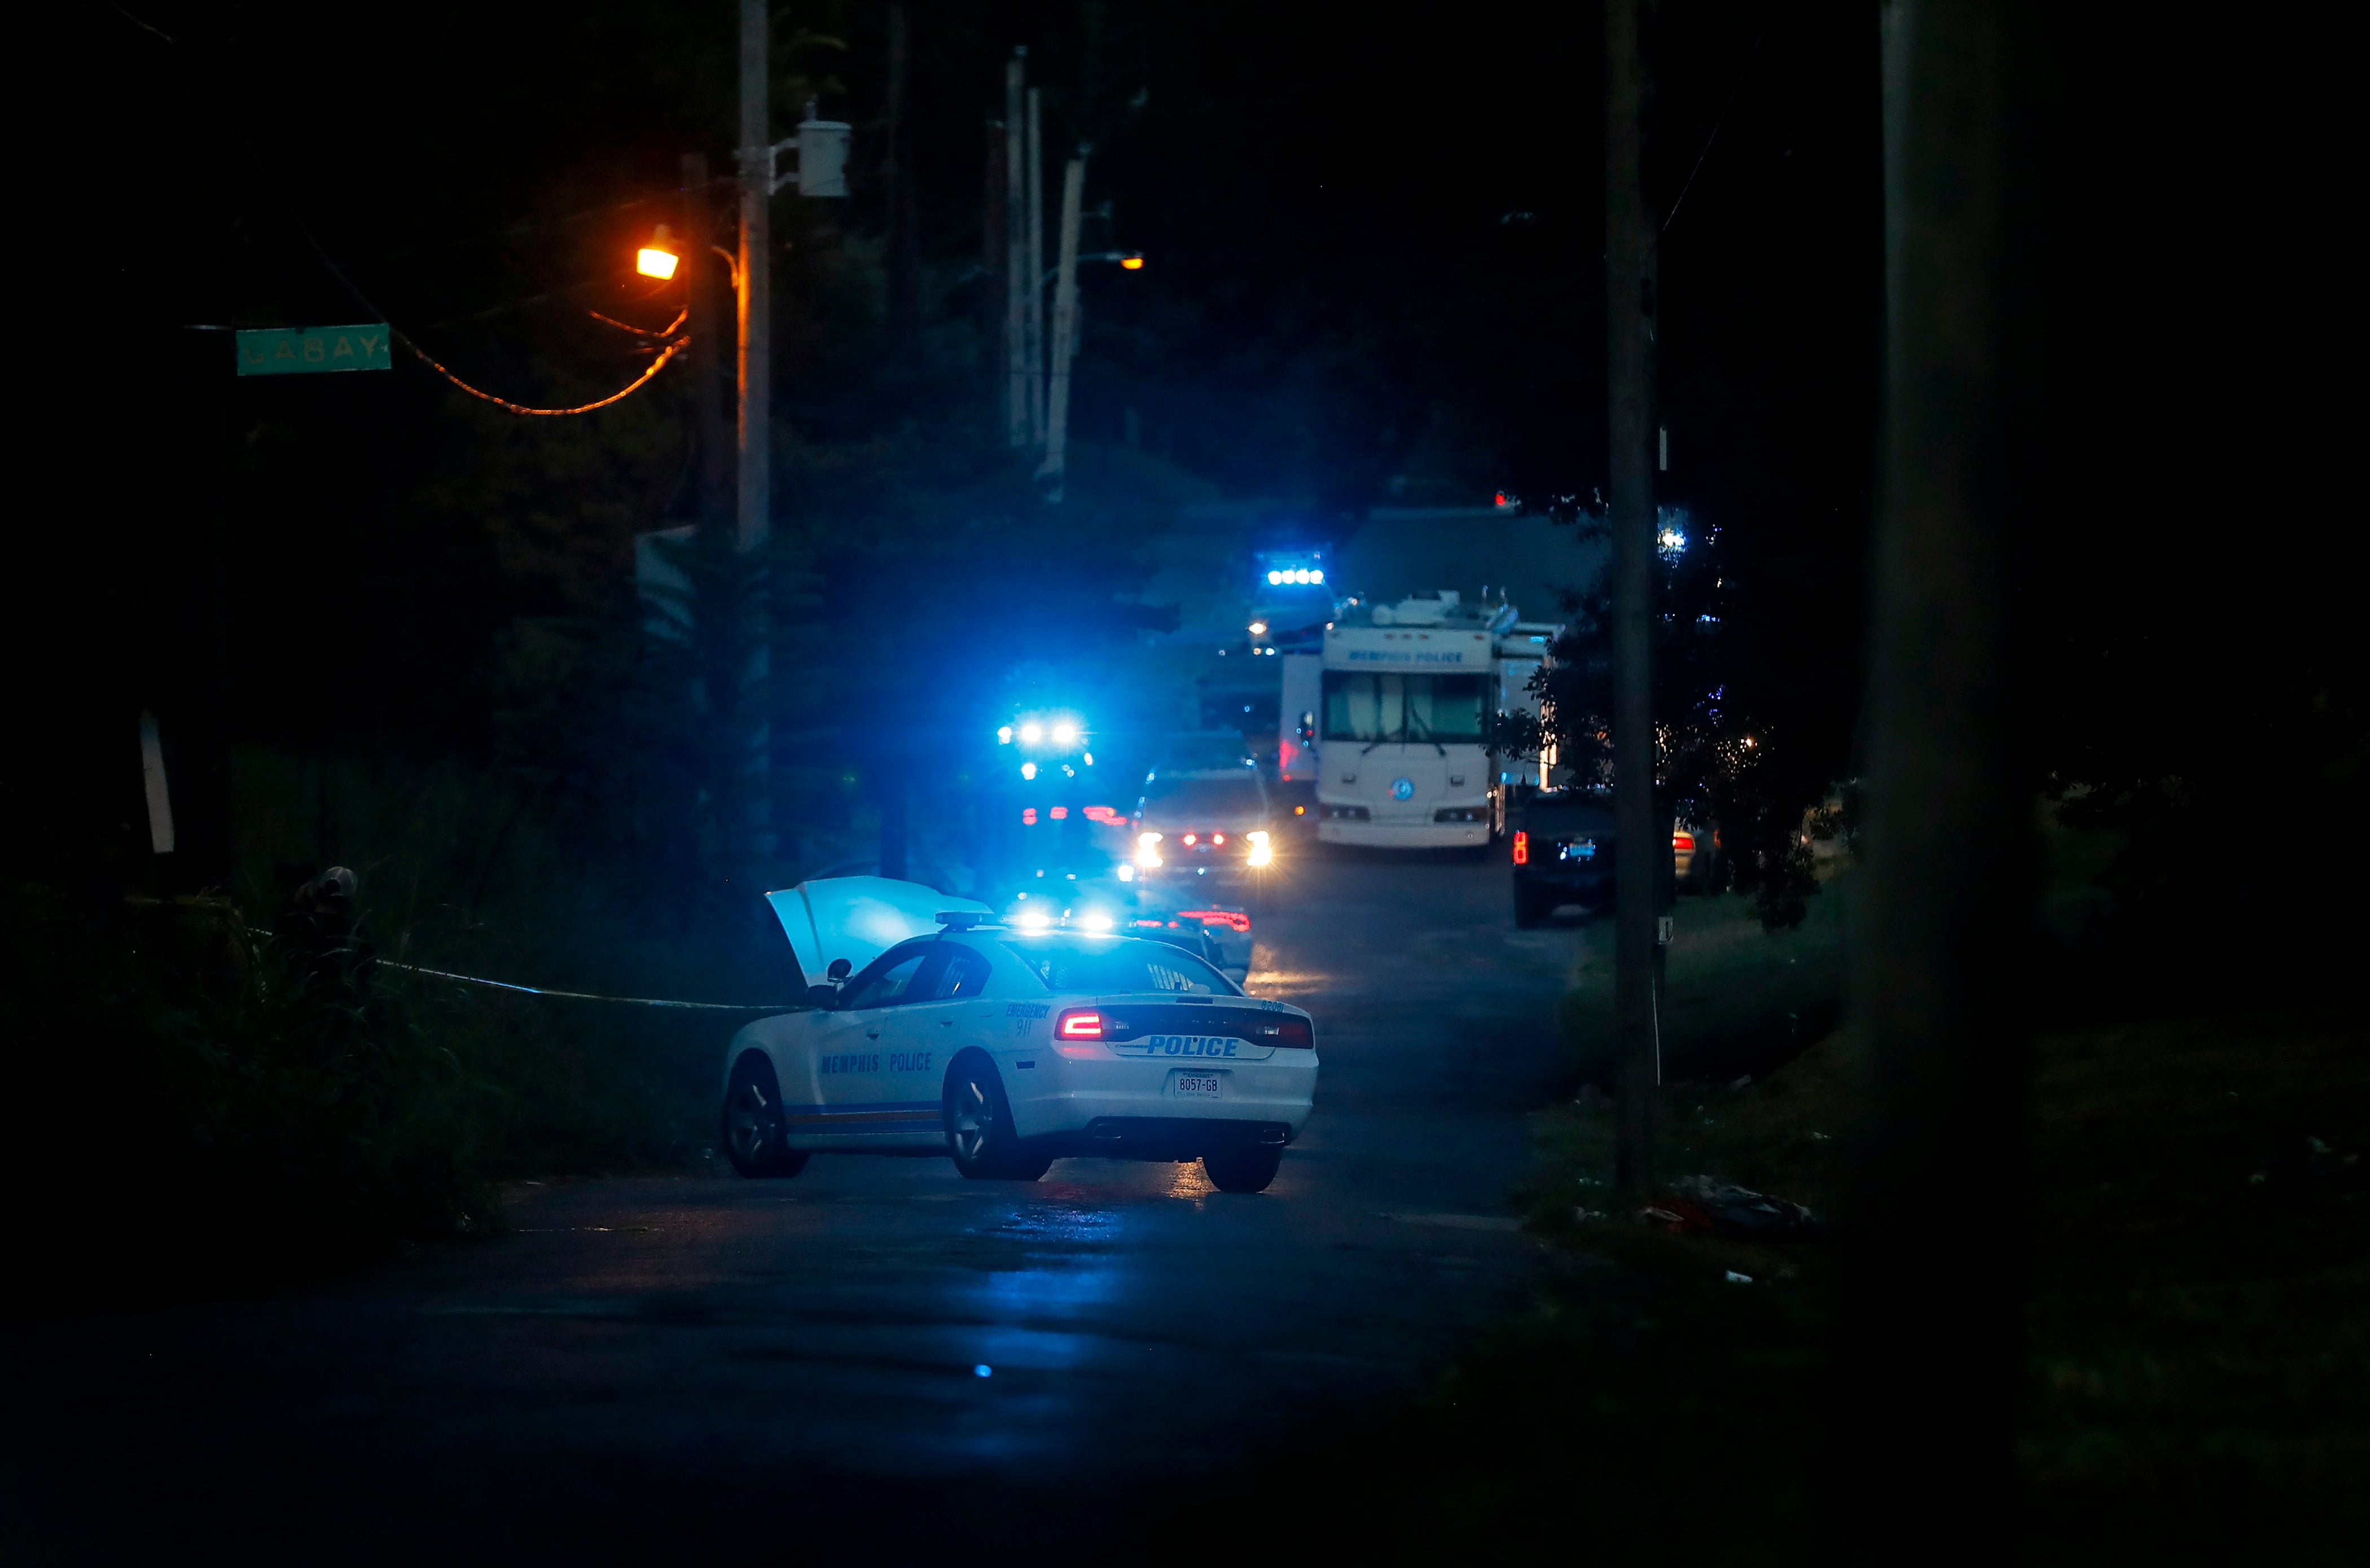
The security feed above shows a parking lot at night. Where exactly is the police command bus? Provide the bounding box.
[1316,591,1549,850]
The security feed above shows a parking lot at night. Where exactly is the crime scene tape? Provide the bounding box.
[385,959,796,1012]
[230,921,798,1012]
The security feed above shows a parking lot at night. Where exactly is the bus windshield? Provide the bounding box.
[1321,671,1487,744]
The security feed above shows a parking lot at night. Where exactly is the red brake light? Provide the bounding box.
[1177,908,1252,933]
[1182,832,1197,846]
[1057,1009,1104,1039]
[1672,832,1695,852]
[1050,806,1069,820]
[1513,830,1529,865]
[1212,832,1226,846]
[1021,807,1037,825]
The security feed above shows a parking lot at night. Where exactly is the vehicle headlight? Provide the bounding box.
[1136,831,1163,868]
[1078,910,1114,932]
[1014,908,1052,929]
[1247,829,1274,867]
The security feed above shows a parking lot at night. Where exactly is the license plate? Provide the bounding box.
[1174,1071,1222,1099]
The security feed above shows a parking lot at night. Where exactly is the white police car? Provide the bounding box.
[720,877,1317,1191]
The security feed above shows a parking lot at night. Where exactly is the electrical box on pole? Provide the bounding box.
[795,115,852,198]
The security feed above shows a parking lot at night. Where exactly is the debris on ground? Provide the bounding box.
[1642,1176,1830,1241]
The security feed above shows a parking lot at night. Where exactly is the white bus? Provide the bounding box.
[1316,591,1526,849]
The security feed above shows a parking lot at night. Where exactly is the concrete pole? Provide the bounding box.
[1004,53,1028,448]
[736,0,771,554]
[1024,87,1046,449]
[1038,151,1087,502]
[736,0,773,853]
[1604,0,1660,1197]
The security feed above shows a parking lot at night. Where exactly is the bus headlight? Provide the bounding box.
[1246,830,1274,867]
[1136,832,1164,869]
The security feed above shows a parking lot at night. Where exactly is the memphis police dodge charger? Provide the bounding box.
[721,881,1317,1192]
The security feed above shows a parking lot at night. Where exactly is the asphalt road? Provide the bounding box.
[6,848,1579,1565]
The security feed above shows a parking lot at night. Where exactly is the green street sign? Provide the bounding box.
[235,324,392,376]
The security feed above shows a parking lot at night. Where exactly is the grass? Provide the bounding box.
[1148,1001,2367,1565]
[1129,827,2367,1564]
[1560,873,1852,1088]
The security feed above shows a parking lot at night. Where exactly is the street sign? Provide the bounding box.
[235,324,391,376]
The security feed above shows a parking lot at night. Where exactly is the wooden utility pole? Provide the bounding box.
[1846,1,2051,1558]
[1004,52,1029,447]
[1038,150,1087,502]
[1604,0,1660,1196]
[1024,87,1047,449]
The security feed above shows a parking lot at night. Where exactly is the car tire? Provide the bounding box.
[944,1057,1050,1180]
[1202,1145,1283,1193]
[722,1057,811,1179]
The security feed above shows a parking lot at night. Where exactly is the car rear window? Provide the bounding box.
[998,935,1241,996]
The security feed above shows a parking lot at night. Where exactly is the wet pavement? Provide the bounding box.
[5,849,1580,1564]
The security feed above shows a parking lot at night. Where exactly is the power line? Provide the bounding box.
[121,10,689,419]
[1662,21,1770,236]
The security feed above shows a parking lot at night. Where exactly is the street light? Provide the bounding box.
[636,224,680,280]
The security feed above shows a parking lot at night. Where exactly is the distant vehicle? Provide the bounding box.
[1318,590,1557,850]
[1505,789,1721,925]
[1131,765,1281,904]
[1246,548,1332,655]
[725,878,1316,1191]
[1507,788,1618,927]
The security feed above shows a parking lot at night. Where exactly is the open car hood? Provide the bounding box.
[765,876,993,985]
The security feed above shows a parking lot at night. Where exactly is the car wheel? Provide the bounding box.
[944,1058,1050,1181]
[1202,1145,1283,1193]
[722,1057,810,1179]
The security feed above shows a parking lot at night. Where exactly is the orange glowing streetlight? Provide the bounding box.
[1118,252,1145,270]
[635,224,681,280]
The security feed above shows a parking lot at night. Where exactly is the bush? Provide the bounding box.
[4,886,719,1301]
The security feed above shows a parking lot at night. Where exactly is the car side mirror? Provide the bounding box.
[805,983,840,1010]
[827,958,853,981]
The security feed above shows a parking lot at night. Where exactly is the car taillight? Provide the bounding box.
[1212,832,1225,846]
[1274,1016,1313,1048]
[1672,832,1695,852]
[1182,832,1198,846]
[1057,1009,1104,1039]
[1513,830,1529,865]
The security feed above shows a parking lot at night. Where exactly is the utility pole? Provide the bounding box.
[735,0,774,857]
[1604,0,1660,1197]
[737,0,771,556]
[984,112,1008,408]
[1845,1,2049,1558]
[1024,86,1046,449]
[1038,148,1087,502]
[681,152,730,537]
[1004,52,1029,448]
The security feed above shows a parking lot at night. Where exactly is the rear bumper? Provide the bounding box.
[1042,1116,1296,1159]
[1006,1053,1316,1149]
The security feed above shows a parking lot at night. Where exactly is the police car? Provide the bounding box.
[721,877,1317,1192]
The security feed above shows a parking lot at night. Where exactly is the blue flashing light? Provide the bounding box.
[975,1364,993,1378]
